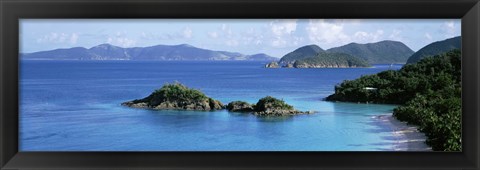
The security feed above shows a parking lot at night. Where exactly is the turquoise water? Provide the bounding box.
[20,61,402,151]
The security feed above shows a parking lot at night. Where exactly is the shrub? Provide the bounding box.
[326,49,461,151]
[255,96,294,111]
[143,82,209,106]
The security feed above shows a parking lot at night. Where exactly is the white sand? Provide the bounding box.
[373,114,432,151]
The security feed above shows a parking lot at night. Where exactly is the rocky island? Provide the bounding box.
[122,83,312,116]
[268,44,370,68]
[268,41,416,69]
[227,96,312,116]
[279,45,325,64]
[293,52,370,68]
[265,61,280,68]
[326,40,414,64]
[265,52,370,68]
[122,82,224,111]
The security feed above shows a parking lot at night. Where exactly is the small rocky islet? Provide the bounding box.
[122,82,312,116]
[227,96,312,116]
[121,82,224,111]
[264,61,280,68]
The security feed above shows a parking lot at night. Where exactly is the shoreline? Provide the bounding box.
[373,114,432,151]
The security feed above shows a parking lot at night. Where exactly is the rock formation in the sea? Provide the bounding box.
[227,96,312,116]
[265,61,280,68]
[254,96,308,116]
[226,101,255,112]
[292,52,370,68]
[283,63,294,68]
[122,82,224,111]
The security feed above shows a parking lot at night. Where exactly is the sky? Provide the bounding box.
[20,19,461,58]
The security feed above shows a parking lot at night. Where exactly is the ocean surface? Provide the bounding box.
[20,60,404,151]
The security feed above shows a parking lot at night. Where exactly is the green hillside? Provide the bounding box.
[406,36,461,64]
[293,52,370,68]
[279,45,324,64]
[327,40,414,64]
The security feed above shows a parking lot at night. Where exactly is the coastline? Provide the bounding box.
[373,114,432,151]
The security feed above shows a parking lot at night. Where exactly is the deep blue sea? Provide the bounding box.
[20,60,404,151]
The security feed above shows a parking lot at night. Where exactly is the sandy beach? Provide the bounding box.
[373,114,432,151]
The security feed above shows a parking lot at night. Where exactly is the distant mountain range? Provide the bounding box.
[21,44,278,61]
[22,37,461,65]
[406,36,461,64]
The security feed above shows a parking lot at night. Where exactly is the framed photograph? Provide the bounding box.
[1,0,479,169]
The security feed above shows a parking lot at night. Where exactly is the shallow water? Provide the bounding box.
[20,60,403,151]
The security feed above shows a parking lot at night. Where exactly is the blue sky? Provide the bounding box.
[20,19,461,58]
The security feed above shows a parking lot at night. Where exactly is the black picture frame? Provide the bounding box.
[1,0,479,169]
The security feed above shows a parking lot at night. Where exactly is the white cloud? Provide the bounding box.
[445,21,455,30]
[107,37,136,47]
[424,33,433,40]
[70,33,79,44]
[271,38,287,48]
[345,19,363,25]
[305,19,350,47]
[225,39,239,46]
[142,32,179,40]
[211,24,238,46]
[206,24,264,47]
[204,23,299,49]
[107,31,136,47]
[292,37,304,46]
[37,32,79,45]
[353,30,384,42]
[221,24,227,31]
[183,27,193,38]
[208,31,218,38]
[239,28,265,46]
[141,32,158,40]
[442,20,458,38]
[141,32,148,38]
[141,27,195,41]
[266,19,303,48]
[388,29,403,41]
[270,19,297,37]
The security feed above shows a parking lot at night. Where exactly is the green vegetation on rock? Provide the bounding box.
[326,40,414,64]
[279,45,324,64]
[406,36,461,64]
[293,52,370,68]
[255,96,294,111]
[226,96,311,116]
[122,82,224,111]
[226,101,255,112]
[326,49,461,151]
[278,41,409,68]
